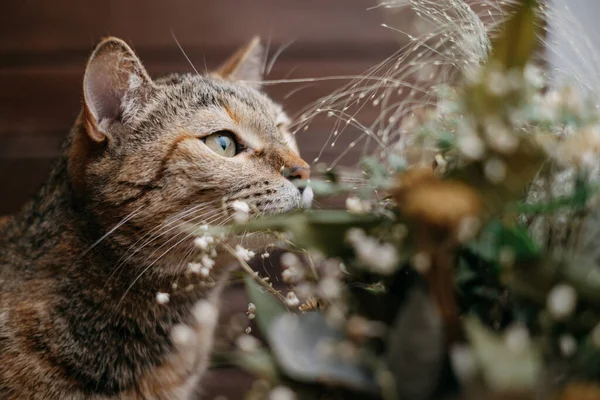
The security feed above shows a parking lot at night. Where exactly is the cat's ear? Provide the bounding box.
[83,37,152,142]
[215,36,263,87]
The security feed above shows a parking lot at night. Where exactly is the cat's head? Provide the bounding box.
[69,37,309,264]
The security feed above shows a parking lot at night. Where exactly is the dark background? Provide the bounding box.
[0,0,409,216]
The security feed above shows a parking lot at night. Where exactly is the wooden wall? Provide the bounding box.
[0,0,403,215]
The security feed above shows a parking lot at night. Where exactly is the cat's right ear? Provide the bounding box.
[83,37,152,143]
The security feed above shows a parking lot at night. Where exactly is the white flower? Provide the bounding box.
[191,300,217,325]
[345,196,371,214]
[547,284,577,319]
[236,335,260,353]
[199,267,210,278]
[559,335,577,357]
[247,302,256,314]
[458,134,485,160]
[156,292,170,305]
[171,323,195,346]
[235,245,255,261]
[411,252,431,274]
[504,324,530,353]
[187,262,202,274]
[193,235,214,250]
[346,228,399,275]
[232,200,250,223]
[484,158,507,184]
[269,386,297,400]
[318,277,343,300]
[280,252,300,268]
[201,254,215,269]
[261,252,270,259]
[450,344,477,384]
[281,266,303,284]
[285,291,300,307]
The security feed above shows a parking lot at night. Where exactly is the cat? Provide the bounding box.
[0,36,310,399]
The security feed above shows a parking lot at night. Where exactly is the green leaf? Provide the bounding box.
[231,348,279,382]
[386,288,444,400]
[468,220,540,263]
[244,274,286,334]
[226,210,385,258]
[489,0,540,71]
[267,312,378,393]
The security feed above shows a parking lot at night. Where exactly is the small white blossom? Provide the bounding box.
[450,344,477,384]
[192,300,217,325]
[199,267,210,278]
[458,134,485,160]
[156,292,170,305]
[281,266,303,284]
[236,335,260,352]
[268,386,297,400]
[345,197,371,214]
[559,335,577,357]
[247,303,256,314]
[261,251,270,259]
[232,200,250,223]
[245,327,252,334]
[285,292,300,307]
[235,245,255,261]
[193,235,214,250]
[187,262,202,274]
[484,158,507,184]
[504,324,530,353]
[346,228,399,275]
[201,254,215,270]
[547,284,577,319]
[412,252,431,274]
[281,252,300,268]
[318,277,343,300]
[171,323,194,346]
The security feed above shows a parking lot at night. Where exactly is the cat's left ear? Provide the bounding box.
[83,37,152,143]
[215,36,263,88]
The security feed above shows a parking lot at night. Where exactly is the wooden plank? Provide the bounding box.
[0,0,392,56]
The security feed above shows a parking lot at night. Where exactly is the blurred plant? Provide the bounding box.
[178,1,600,399]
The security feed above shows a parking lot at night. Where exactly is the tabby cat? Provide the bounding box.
[0,37,310,399]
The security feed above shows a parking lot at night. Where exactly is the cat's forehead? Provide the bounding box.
[154,73,287,145]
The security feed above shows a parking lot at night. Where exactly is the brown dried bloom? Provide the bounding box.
[394,167,483,237]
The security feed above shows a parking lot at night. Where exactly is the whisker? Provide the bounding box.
[171,30,200,75]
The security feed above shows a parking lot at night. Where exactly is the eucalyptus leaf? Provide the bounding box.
[244,274,286,335]
[386,287,445,400]
[267,312,378,393]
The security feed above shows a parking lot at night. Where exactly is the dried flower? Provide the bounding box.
[192,300,217,325]
[268,386,297,400]
[236,335,260,353]
[193,235,214,250]
[547,284,577,320]
[285,292,300,307]
[156,292,170,305]
[235,245,256,261]
[345,196,371,214]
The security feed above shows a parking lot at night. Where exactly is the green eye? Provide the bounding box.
[203,131,238,157]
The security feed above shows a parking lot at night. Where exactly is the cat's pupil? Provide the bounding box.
[217,136,230,150]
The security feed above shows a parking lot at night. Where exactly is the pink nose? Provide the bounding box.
[283,166,310,181]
